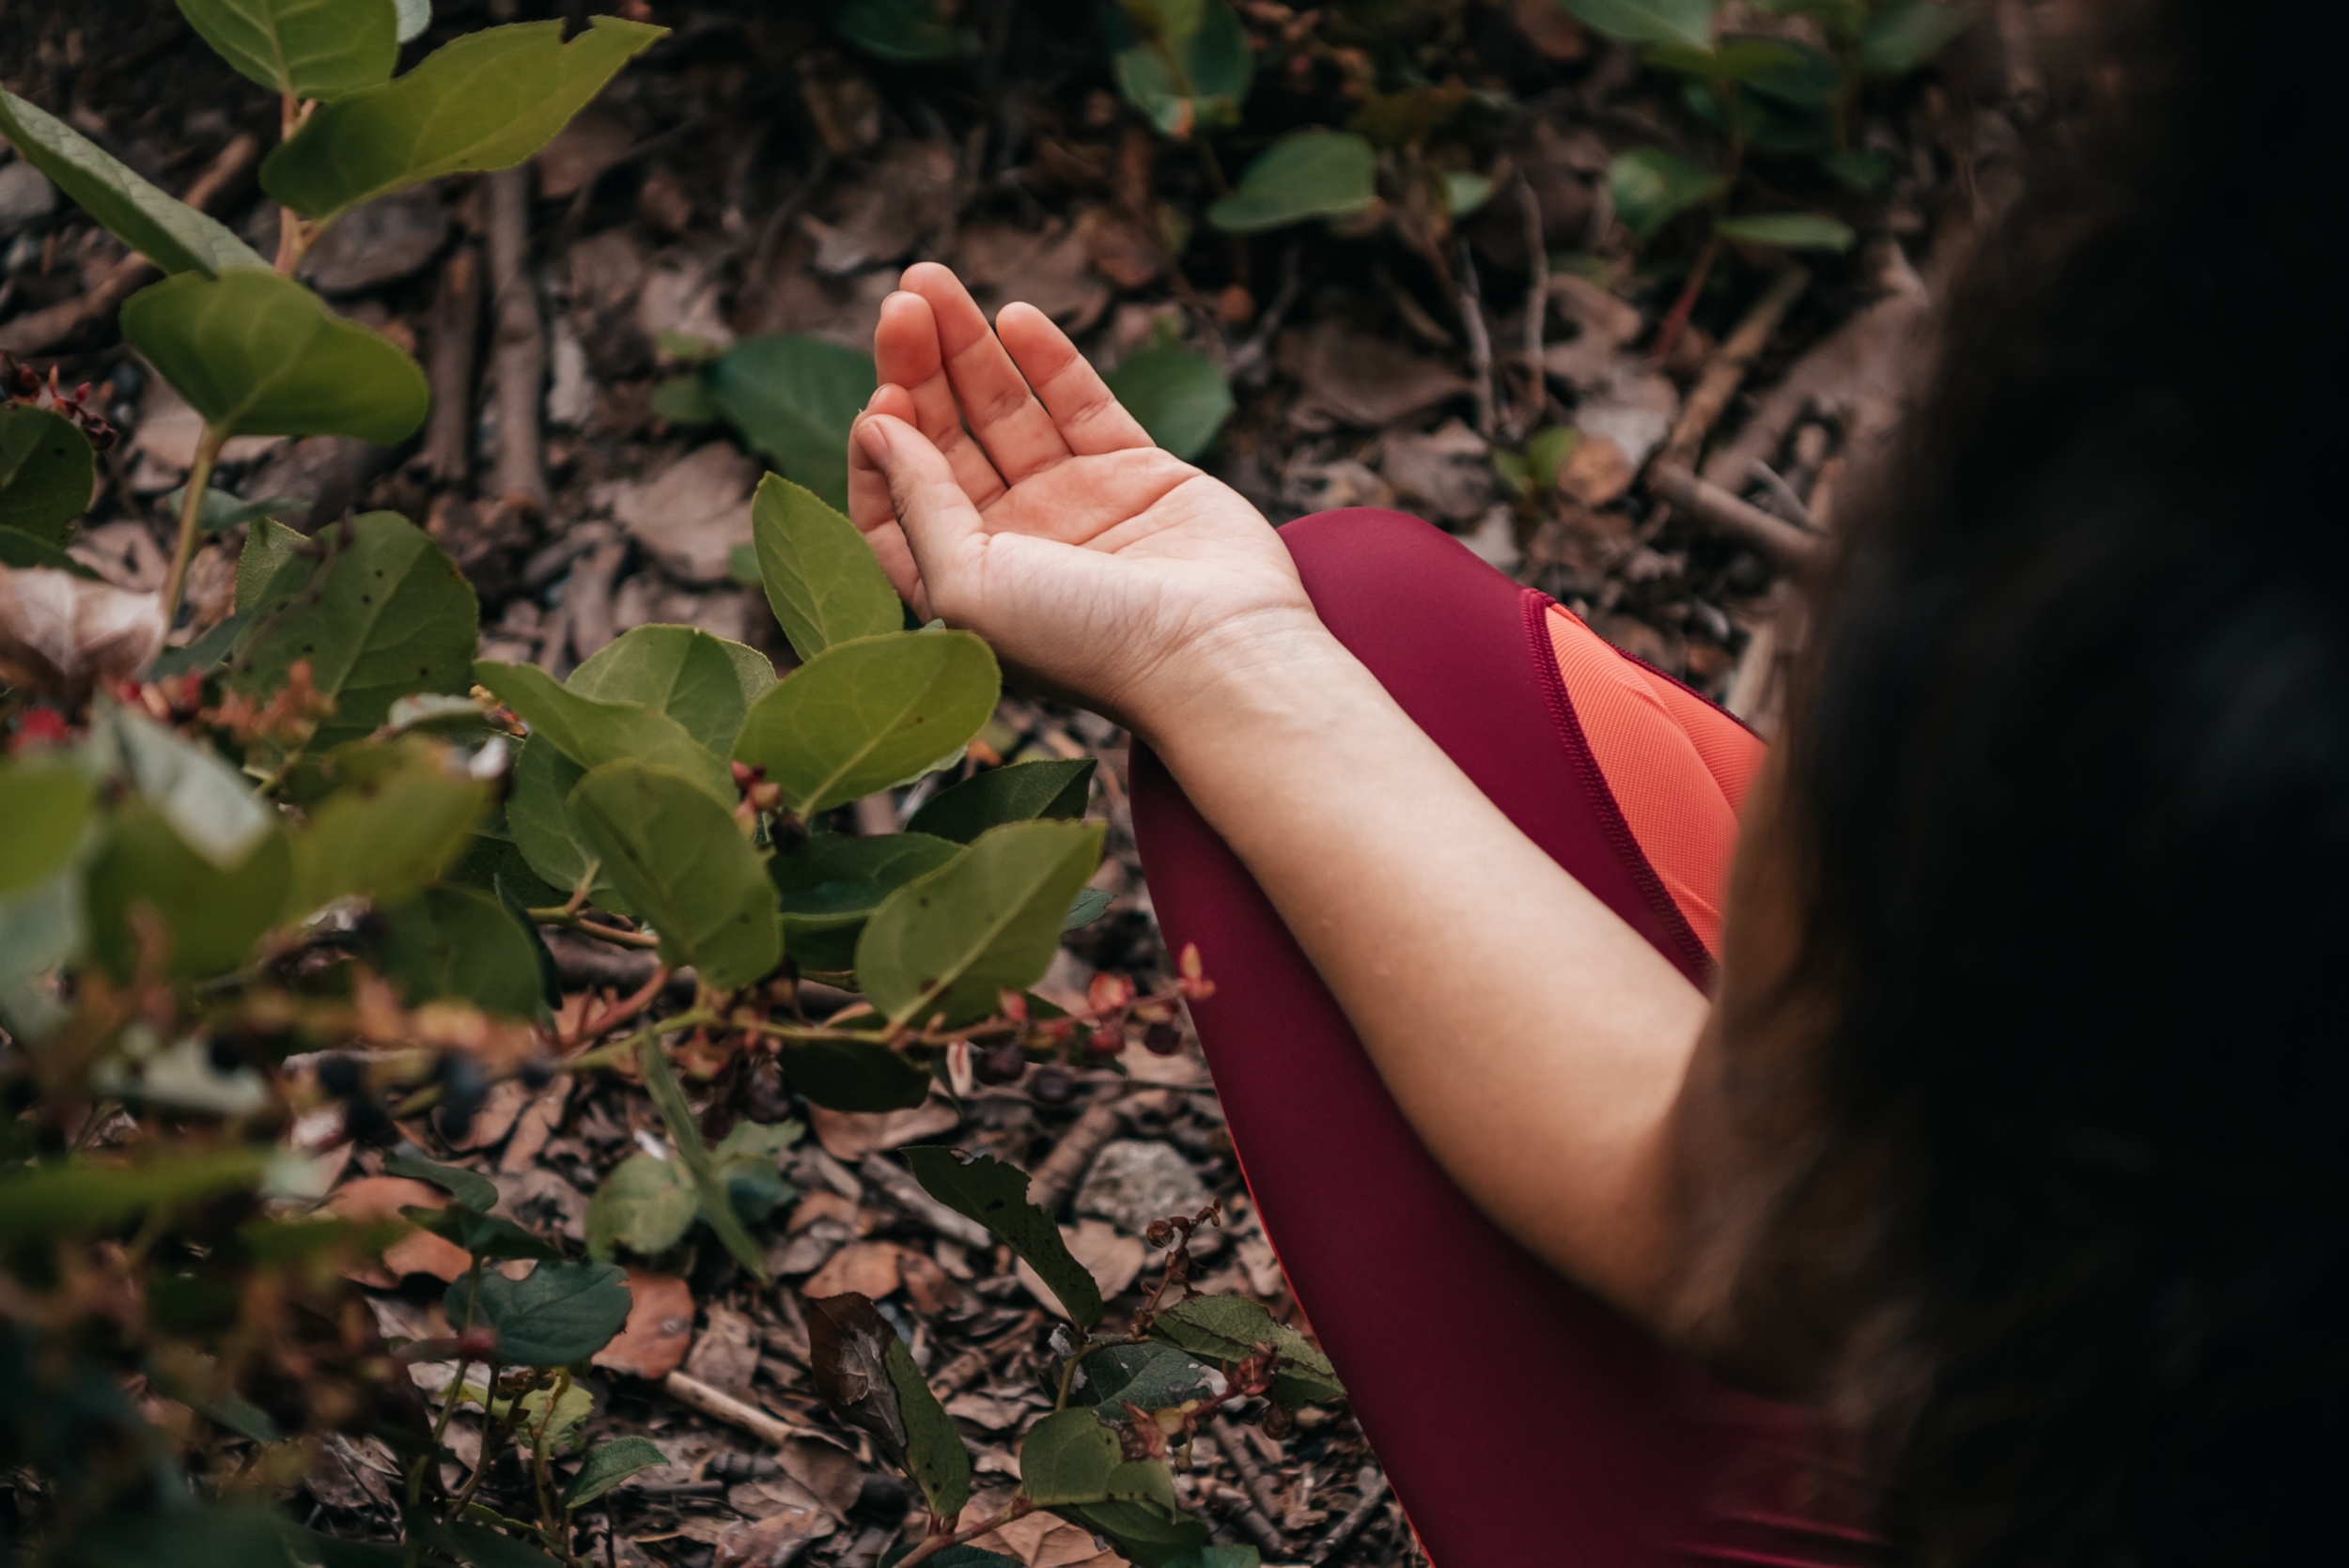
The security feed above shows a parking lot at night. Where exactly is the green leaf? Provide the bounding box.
[908,760,1095,844]
[1062,887,1112,932]
[0,1147,267,1245]
[710,1118,799,1225]
[1527,425,1581,491]
[473,660,734,804]
[491,871,565,1010]
[1606,147,1725,240]
[562,1436,669,1509]
[1714,211,1856,252]
[120,270,428,444]
[651,374,721,427]
[406,1204,564,1263]
[771,831,958,971]
[568,761,780,989]
[0,407,94,544]
[1146,1295,1346,1405]
[904,1147,1102,1328]
[1061,1491,1211,1568]
[1163,1549,1259,1568]
[287,742,486,916]
[1819,147,1892,193]
[0,525,99,577]
[776,1040,934,1112]
[1641,35,1805,79]
[734,631,1000,819]
[0,857,83,996]
[236,516,306,613]
[568,624,775,753]
[260,18,668,223]
[0,90,267,275]
[702,335,876,511]
[285,1522,417,1568]
[584,1153,695,1261]
[444,1259,631,1366]
[85,803,292,981]
[163,485,313,536]
[1206,131,1377,233]
[407,1516,563,1568]
[1067,1343,1219,1411]
[67,1501,303,1568]
[93,700,274,870]
[1016,1408,1122,1506]
[836,0,962,61]
[174,0,399,100]
[637,1032,771,1282]
[1112,0,1251,136]
[503,738,612,910]
[1860,0,1970,76]
[1103,348,1233,462]
[857,818,1104,1028]
[378,884,545,1017]
[750,474,903,664]
[517,1379,594,1453]
[1561,0,1716,50]
[888,1332,972,1523]
[0,760,92,897]
[381,1151,499,1211]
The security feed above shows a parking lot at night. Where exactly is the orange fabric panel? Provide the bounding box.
[1544,606,1765,956]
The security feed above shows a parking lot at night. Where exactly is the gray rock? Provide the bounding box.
[299,186,449,293]
[0,162,57,234]
[1076,1140,1221,1253]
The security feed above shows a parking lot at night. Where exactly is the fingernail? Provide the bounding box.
[855,418,892,465]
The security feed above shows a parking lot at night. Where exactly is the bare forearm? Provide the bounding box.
[1132,622,1706,1323]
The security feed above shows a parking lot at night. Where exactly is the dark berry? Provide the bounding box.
[434,1053,490,1141]
[1143,1021,1183,1057]
[972,1043,1028,1086]
[207,1037,244,1075]
[317,1054,363,1099]
[520,1059,555,1090]
[1031,1064,1076,1106]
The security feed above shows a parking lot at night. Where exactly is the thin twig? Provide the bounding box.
[1655,265,1810,476]
[1649,463,1820,567]
[415,244,483,484]
[1456,237,1497,442]
[1515,173,1548,441]
[661,1370,829,1448]
[1210,1414,1290,1553]
[486,166,550,514]
[1305,1466,1390,1567]
[1650,234,1720,367]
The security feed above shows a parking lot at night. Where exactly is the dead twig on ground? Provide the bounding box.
[1456,238,1497,442]
[1655,265,1810,476]
[1212,1414,1291,1553]
[860,1155,998,1251]
[415,244,483,484]
[661,1370,828,1449]
[1025,1088,1174,1216]
[928,1311,1047,1398]
[486,166,549,514]
[1649,463,1819,567]
[1211,1483,1292,1557]
[1306,1466,1390,1567]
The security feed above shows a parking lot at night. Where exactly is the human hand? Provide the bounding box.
[847,264,1325,733]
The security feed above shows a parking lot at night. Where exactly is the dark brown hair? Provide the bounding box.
[1692,2,2349,1560]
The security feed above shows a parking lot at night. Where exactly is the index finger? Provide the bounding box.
[897,262,1073,484]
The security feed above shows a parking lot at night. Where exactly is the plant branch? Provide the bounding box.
[895,1498,1034,1568]
[527,908,662,950]
[158,425,226,635]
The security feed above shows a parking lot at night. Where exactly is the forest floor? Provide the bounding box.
[0,1,2069,1563]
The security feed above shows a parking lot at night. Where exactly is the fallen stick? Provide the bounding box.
[661,1370,828,1449]
[0,132,259,356]
[1456,238,1497,442]
[861,1155,997,1251]
[1210,1483,1291,1557]
[414,242,482,483]
[1649,463,1819,568]
[1655,265,1810,477]
[1515,172,1548,440]
[1024,1088,1174,1217]
[485,165,550,514]
[1304,1466,1390,1567]
[1210,1414,1290,1551]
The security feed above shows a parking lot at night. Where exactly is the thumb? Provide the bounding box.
[851,412,983,585]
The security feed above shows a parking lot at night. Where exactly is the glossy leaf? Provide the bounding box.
[94,702,273,869]
[857,819,1104,1028]
[1063,886,1112,931]
[734,631,1000,819]
[562,1436,668,1509]
[568,624,775,753]
[908,760,1095,844]
[1562,0,1716,50]
[473,660,733,804]
[120,270,428,444]
[905,1146,1103,1327]
[1714,211,1856,252]
[1206,131,1377,233]
[778,1040,933,1112]
[1112,0,1251,136]
[772,831,958,971]
[1062,1485,1212,1568]
[236,516,305,613]
[638,1032,771,1281]
[84,805,290,981]
[287,743,485,915]
[261,18,667,223]
[0,407,94,544]
[174,0,398,100]
[378,885,543,1017]
[1104,348,1233,461]
[702,335,876,510]
[584,1153,695,1261]
[503,738,614,910]
[381,1152,498,1213]
[1016,1408,1122,1506]
[444,1259,631,1366]
[1068,1343,1218,1411]
[836,0,961,61]
[889,1330,972,1523]
[1860,0,1972,76]
[1606,147,1724,240]
[751,474,903,663]
[0,761,92,897]
[0,90,266,276]
[568,761,780,989]
[1147,1294,1346,1405]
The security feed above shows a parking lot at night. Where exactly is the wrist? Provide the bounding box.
[1115,607,1359,754]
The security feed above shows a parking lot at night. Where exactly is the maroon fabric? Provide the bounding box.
[1129,510,1869,1567]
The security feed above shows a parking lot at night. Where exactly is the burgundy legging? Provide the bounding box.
[1130,510,1875,1568]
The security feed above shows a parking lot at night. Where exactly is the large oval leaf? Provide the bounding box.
[702,336,875,511]
[568,624,774,754]
[906,759,1095,845]
[0,90,266,276]
[1563,0,1717,50]
[856,818,1103,1028]
[377,884,544,1017]
[445,1259,632,1367]
[749,474,902,664]
[120,270,428,443]
[584,1153,695,1261]
[0,761,92,897]
[905,1147,1103,1327]
[771,831,958,971]
[567,760,781,990]
[261,17,667,223]
[85,805,292,982]
[174,0,399,101]
[1018,1408,1123,1507]
[1206,131,1377,233]
[775,1040,934,1112]
[474,660,733,804]
[1102,348,1233,462]
[504,737,614,908]
[733,631,1000,819]
[285,741,485,916]
[0,408,94,546]
[228,514,477,753]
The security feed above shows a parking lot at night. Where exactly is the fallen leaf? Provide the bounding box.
[1379,418,1492,524]
[1571,366,1678,473]
[328,1175,469,1286]
[684,1303,763,1396]
[635,250,736,353]
[300,187,448,293]
[595,442,758,584]
[775,1435,868,1520]
[536,108,635,200]
[66,521,168,592]
[1279,318,1474,430]
[445,1078,528,1152]
[801,1240,904,1301]
[943,1389,1032,1431]
[1075,206,1161,290]
[957,219,1112,334]
[966,1509,1117,1568]
[786,1191,862,1233]
[1558,432,1637,507]
[592,1269,697,1380]
[896,1247,962,1315]
[1278,454,1392,515]
[807,1094,961,1162]
[1016,1219,1143,1317]
[799,142,957,277]
[0,564,164,698]
[497,1076,572,1174]
[714,1498,835,1568]
[1511,0,1589,61]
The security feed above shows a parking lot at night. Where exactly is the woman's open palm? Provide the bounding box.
[846,265,1316,728]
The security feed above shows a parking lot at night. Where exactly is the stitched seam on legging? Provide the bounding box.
[1520,587,1718,989]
